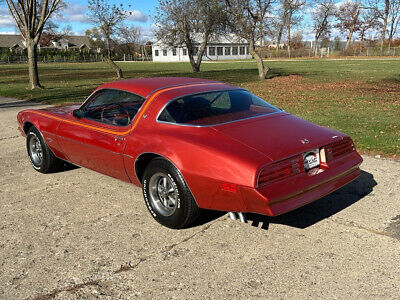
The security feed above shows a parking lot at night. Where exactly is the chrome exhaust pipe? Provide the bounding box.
[238,212,247,223]
[228,212,238,220]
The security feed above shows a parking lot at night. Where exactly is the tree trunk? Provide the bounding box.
[287,13,292,58]
[106,58,123,78]
[249,40,270,80]
[276,24,284,54]
[183,16,202,73]
[193,31,210,72]
[345,29,354,50]
[27,41,41,90]
[380,0,390,55]
[314,36,318,56]
[186,41,200,73]
[105,38,123,78]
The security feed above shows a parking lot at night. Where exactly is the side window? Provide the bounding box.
[82,89,145,126]
[210,92,231,111]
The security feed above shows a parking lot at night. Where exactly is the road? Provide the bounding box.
[0,97,399,299]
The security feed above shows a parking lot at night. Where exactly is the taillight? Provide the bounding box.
[324,137,355,161]
[257,154,304,187]
[220,182,238,193]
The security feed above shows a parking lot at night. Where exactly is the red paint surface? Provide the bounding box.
[17,77,363,215]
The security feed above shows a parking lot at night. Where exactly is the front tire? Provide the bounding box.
[142,158,200,229]
[26,126,62,173]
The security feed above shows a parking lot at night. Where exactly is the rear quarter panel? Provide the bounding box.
[124,87,272,211]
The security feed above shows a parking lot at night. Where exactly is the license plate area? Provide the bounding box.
[303,148,320,171]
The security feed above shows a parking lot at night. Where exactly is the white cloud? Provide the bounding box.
[0,30,17,34]
[126,10,150,23]
[0,7,15,28]
[55,3,90,23]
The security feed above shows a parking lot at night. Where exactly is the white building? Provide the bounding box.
[152,34,252,62]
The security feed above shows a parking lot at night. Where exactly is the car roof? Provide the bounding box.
[97,77,223,98]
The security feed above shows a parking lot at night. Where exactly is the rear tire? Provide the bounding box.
[142,158,200,229]
[26,126,62,173]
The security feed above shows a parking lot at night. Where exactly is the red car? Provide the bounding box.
[17,77,363,229]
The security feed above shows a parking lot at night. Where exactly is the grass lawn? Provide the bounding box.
[0,59,399,157]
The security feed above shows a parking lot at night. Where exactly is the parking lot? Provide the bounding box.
[1,98,399,299]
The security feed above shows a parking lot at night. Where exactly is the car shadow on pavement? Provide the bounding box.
[246,170,377,230]
[52,162,80,173]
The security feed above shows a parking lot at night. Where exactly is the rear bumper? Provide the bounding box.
[241,152,363,216]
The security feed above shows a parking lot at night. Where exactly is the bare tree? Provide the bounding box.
[119,26,141,45]
[284,0,306,57]
[290,30,303,48]
[225,0,273,80]
[155,0,225,72]
[388,0,400,48]
[87,0,127,78]
[366,0,390,54]
[4,0,63,89]
[311,0,335,55]
[118,25,141,55]
[273,0,289,53]
[85,27,106,49]
[358,8,380,42]
[335,1,362,50]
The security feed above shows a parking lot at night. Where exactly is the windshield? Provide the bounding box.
[157,89,280,126]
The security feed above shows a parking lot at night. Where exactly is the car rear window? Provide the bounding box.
[157,89,280,126]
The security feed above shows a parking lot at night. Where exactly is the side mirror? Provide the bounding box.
[72,109,83,119]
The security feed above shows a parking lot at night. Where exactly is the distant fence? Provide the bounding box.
[261,47,400,59]
[1,47,399,64]
[0,53,152,64]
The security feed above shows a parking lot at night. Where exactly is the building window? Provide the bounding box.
[225,47,231,55]
[192,47,199,55]
[209,47,215,56]
[232,46,238,55]
[240,46,245,55]
[246,47,249,55]
[217,47,223,55]
[183,48,187,55]
[155,50,159,56]
[163,49,167,56]
[172,48,177,56]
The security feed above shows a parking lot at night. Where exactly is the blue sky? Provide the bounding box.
[0,0,363,42]
[0,0,158,40]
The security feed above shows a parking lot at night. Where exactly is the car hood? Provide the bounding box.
[213,112,344,161]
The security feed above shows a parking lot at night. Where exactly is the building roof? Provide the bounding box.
[54,35,90,48]
[0,34,24,48]
[154,33,249,46]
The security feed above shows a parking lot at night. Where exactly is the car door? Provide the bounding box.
[57,89,145,181]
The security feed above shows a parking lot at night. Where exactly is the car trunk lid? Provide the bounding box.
[213,112,343,161]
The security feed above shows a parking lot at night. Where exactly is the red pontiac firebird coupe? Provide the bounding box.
[17,77,363,229]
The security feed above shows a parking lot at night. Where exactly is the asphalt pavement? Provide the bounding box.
[0,97,399,299]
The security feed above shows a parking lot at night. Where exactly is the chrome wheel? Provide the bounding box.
[148,172,178,216]
[29,133,43,166]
